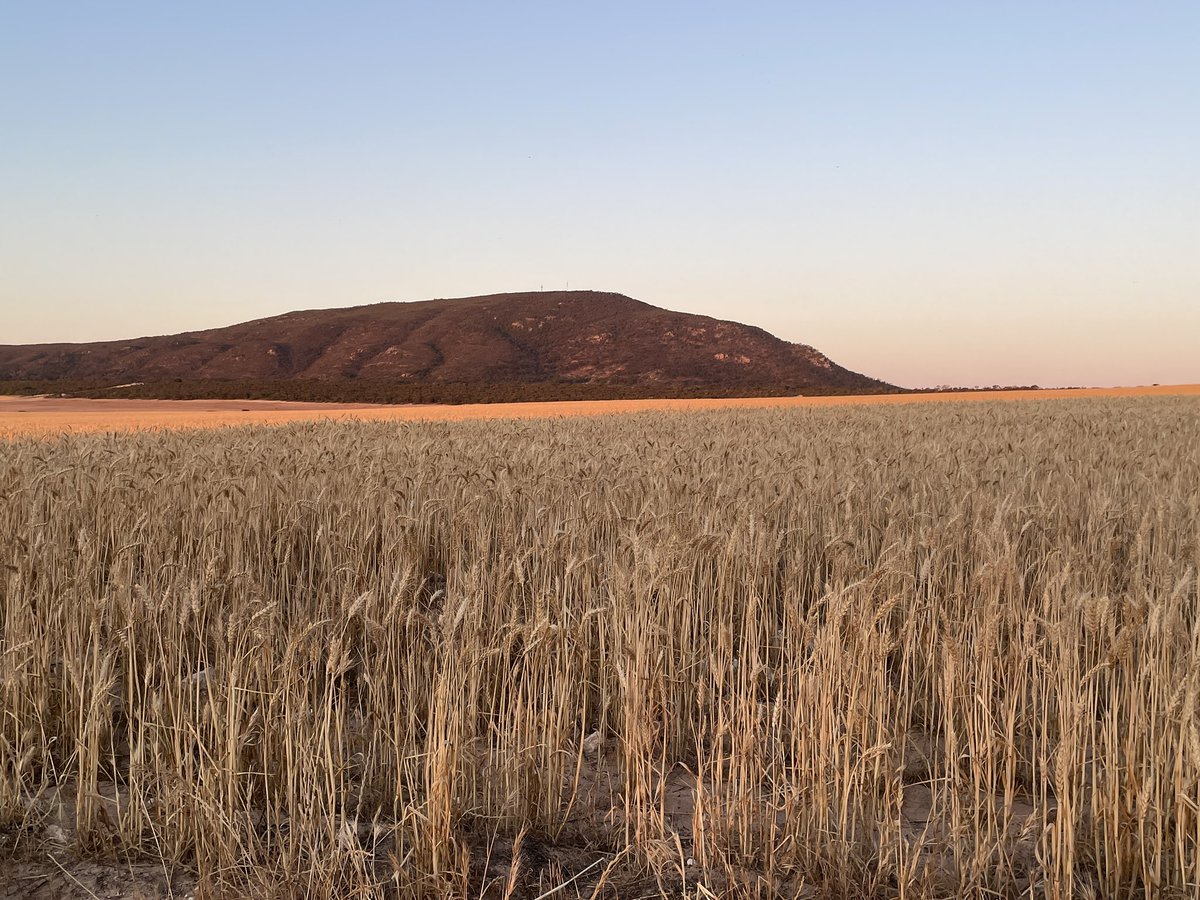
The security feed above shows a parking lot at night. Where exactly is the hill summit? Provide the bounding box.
[0,291,891,397]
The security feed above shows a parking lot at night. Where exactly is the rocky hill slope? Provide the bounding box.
[0,291,890,395]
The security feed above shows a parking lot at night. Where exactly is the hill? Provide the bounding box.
[0,291,893,401]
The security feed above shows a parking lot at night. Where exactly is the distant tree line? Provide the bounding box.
[908,384,1068,393]
[0,378,908,405]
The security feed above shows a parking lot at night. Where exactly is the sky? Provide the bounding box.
[1,2,1196,389]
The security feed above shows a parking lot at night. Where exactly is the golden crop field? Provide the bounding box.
[2,398,1199,898]
[2,384,1198,437]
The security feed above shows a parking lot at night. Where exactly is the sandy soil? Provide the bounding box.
[1,385,1197,437]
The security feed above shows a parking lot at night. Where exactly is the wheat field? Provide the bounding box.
[2,398,1199,898]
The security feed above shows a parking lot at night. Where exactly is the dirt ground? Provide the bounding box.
[2,385,1196,437]
[0,733,1038,899]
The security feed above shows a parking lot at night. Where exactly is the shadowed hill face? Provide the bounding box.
[0,291,888,391]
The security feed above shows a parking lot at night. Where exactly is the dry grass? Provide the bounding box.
[2,397,1199,898]
[2,384,1198,437]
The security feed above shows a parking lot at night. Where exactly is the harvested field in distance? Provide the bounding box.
[1,384,1198,436]
[2,398,1200,898]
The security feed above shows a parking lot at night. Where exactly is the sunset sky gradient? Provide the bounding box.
[2,2,1196,388]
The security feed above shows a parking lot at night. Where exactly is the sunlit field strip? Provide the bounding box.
[1,383,1197,437]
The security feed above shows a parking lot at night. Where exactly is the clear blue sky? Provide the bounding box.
[2,2,1196,388]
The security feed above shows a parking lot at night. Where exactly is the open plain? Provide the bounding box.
[1,384,1198,436]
